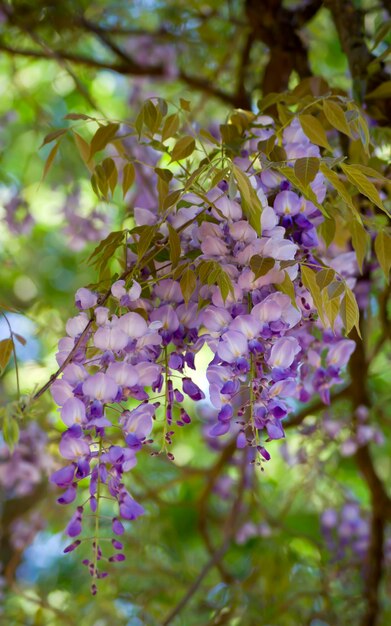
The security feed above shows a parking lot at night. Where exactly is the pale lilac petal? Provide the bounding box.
[75,288,98,309]
[106,362,139,387]
[217,331,248,363]
[61,398,86,427]
[118,312,148,338]
[82,373,119,402]
[326,340,356,368]
[66,313,89,338]
[268,337,300,368]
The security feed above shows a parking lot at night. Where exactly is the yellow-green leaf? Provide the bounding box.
[180,268,197,303]
[167,223,181,268]
[374,231,391,280]
[122,162,135,198]
[349,220,369,273]
[275,271,297,308]
[170,136,195,162]
[42,141,59,181]
[323,100,352,137]
[3,414,19,452]
[299,114,332,151]
[340,285,361,337]
[319,163,358,217]
[89,123,120,159]
[0,338,13,373]
[162,113,180,142]
[74,132,94,171]
[232,164,263,232]
[294,157,320,187]
[317,216,336,247]
[341,163,387,214]
[301,265,328,327]
[137,225,156,261]
[40,128,67,148]
[316,268,335,291]
[250,256,275,279]
[365,81,391,100]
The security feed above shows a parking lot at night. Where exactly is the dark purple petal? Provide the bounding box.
[112,517,125,535]
[51,464,75,487]
[64,540,81,553]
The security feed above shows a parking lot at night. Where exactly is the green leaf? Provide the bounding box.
[64,113,95,121]
[89,123,120,158]
[162,113,180,141]
[232,164,263,232]
[3,414,19,452]
[340,285,361,337]
[374,231,391,280]
[122,162,135,198]
[0,338,13,373]
[294,157,320,187]
[341,163,387,215]
[170,136,195,162]
[180,268,197,303]
[349,220,369,273]
[299,114,332,151]
[250,256,275,279]
[40,128,67,148]
[167,223,181,268]
[323,100,352,137]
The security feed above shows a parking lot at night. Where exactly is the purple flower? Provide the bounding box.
[51,464,75,487]
[268,337,300,369]
[182,378,205,401]
[83,373,119,403]
[75,287,98,309]
[61,397,86,427]
[326,340,356,368]
[119,495,145,521]
[59,431,90,460]
[217,331,248,363]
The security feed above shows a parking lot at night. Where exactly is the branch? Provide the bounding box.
[324,0,391,120]
[348,325,391,626]
[0,40,164,76]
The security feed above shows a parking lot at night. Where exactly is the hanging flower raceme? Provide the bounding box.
[49,104,364,591]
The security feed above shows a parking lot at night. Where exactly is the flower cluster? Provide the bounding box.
[321,501,391,569]
[50,115,357,589]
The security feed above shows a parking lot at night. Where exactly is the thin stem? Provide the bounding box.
[1,311,20,399]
